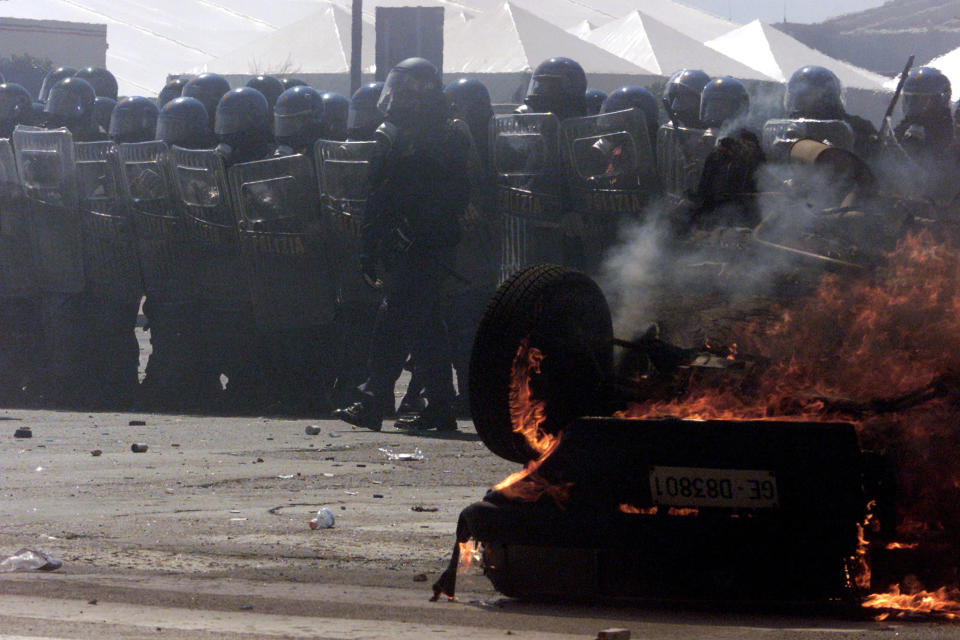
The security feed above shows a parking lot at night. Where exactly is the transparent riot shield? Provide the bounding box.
[229,153,337,331]
[0,137,38,298]
[169,146,247,310]
[74,141,142,301]
[656,124,715,201]
[315,138,382,306]
[12,126,84,294]
[761,119,855,162]
[561,108,657,216]
[119,140,194,303]
[491,113,563,281]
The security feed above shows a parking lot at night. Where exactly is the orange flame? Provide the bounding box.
[863,585,960,620]
[457,539,482,575]
[492,339,571,505]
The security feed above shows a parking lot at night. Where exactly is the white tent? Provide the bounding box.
[886,46,960,99]
[0,0,330,95]
[579,0,738,42]
[442,1,655,102]
[583,10,773,81]
[203,3,376,76]
[706,20,888,90]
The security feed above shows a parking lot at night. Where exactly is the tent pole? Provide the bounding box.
[350,0,362,96]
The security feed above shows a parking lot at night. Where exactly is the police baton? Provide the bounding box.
[878,55,915,142]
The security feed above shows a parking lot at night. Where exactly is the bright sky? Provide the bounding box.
[682,0,888,24]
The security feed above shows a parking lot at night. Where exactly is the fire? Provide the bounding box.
[863,585,960,620]
[492,339,572,505]
[457,539,482,575]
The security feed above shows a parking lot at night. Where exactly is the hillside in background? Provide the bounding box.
[778,0,960,75]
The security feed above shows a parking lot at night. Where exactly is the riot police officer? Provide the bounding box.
[784,65,879,160]
[0,82,41,403]
[346,82,384,141]
[334,57,471,432]
[155,96,214,148]
[39,67,76,103]
[109,96,159,144]
[894,67,954,158]
[182,73,231,133]
[585,88,607,116]
[274,87,347,156]
[700,77,750,131]
[158,77,189,109]
[76,67,119,101]
[93,96,116,136]
[246,75,285,113]
[214,87,275,166]
[442,76,498,416]
[0,83,35,138]
[663,69,710,128]
[43,77,104,141]
[521,57,588,120]
[602,85,660,156]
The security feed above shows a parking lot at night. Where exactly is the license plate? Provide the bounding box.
[649,466,779,509]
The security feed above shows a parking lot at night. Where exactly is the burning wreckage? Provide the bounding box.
[433,132,960,617]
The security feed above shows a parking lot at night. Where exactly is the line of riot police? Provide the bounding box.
[1,56,957,417]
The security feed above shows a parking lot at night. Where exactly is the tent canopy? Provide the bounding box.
[706,20,890,91]
[203,3,376,76]
[443,2,648,75]
[583,10,773,81]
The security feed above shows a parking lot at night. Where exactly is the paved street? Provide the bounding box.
[0,409,956,639]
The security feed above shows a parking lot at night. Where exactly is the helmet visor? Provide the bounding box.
[902,92,946,119]
[378,69,436,118]
[274,110,312,138]
[214,109,248,136]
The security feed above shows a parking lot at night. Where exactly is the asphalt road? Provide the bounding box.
[1,408,958,639]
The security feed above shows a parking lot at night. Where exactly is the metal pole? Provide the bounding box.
[350,0,362,96]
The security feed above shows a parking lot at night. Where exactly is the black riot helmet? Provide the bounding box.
[663,69,710,127]
[281,77,308,91]
[584,88,607,116]
[377,57,446,129]
[93,96,116,133]
[39,66,77,103]
[109,96,159,143]
[524,57,587,120]
[0,83,36,137]
[602,86,658,124]
[156,96,211,148]
[444,77,493,155]
[44,77,97,131]
[158,77,189,109]
[347,81,384,140]
[901,67,952,122]
[246,75,285,111]
[699,77,749,128]
[182,73,232,125]
[76,67,119,101]
[214,86,271,150]
[274,86,349,151]
[784,65,844,120]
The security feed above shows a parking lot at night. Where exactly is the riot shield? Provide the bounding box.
[315,138,382,305]
[0,137,38,298]
[169,146,247,310]
[761,118,855,162]
[120,140,195,302]
[656,124,715,201]
[491,113,563,280]
[561,108,657,216]
[229,153,337,331]
[13,126,84,294]
[74,141,142,301]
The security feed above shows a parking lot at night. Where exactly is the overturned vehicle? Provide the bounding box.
[434,131,960,608]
